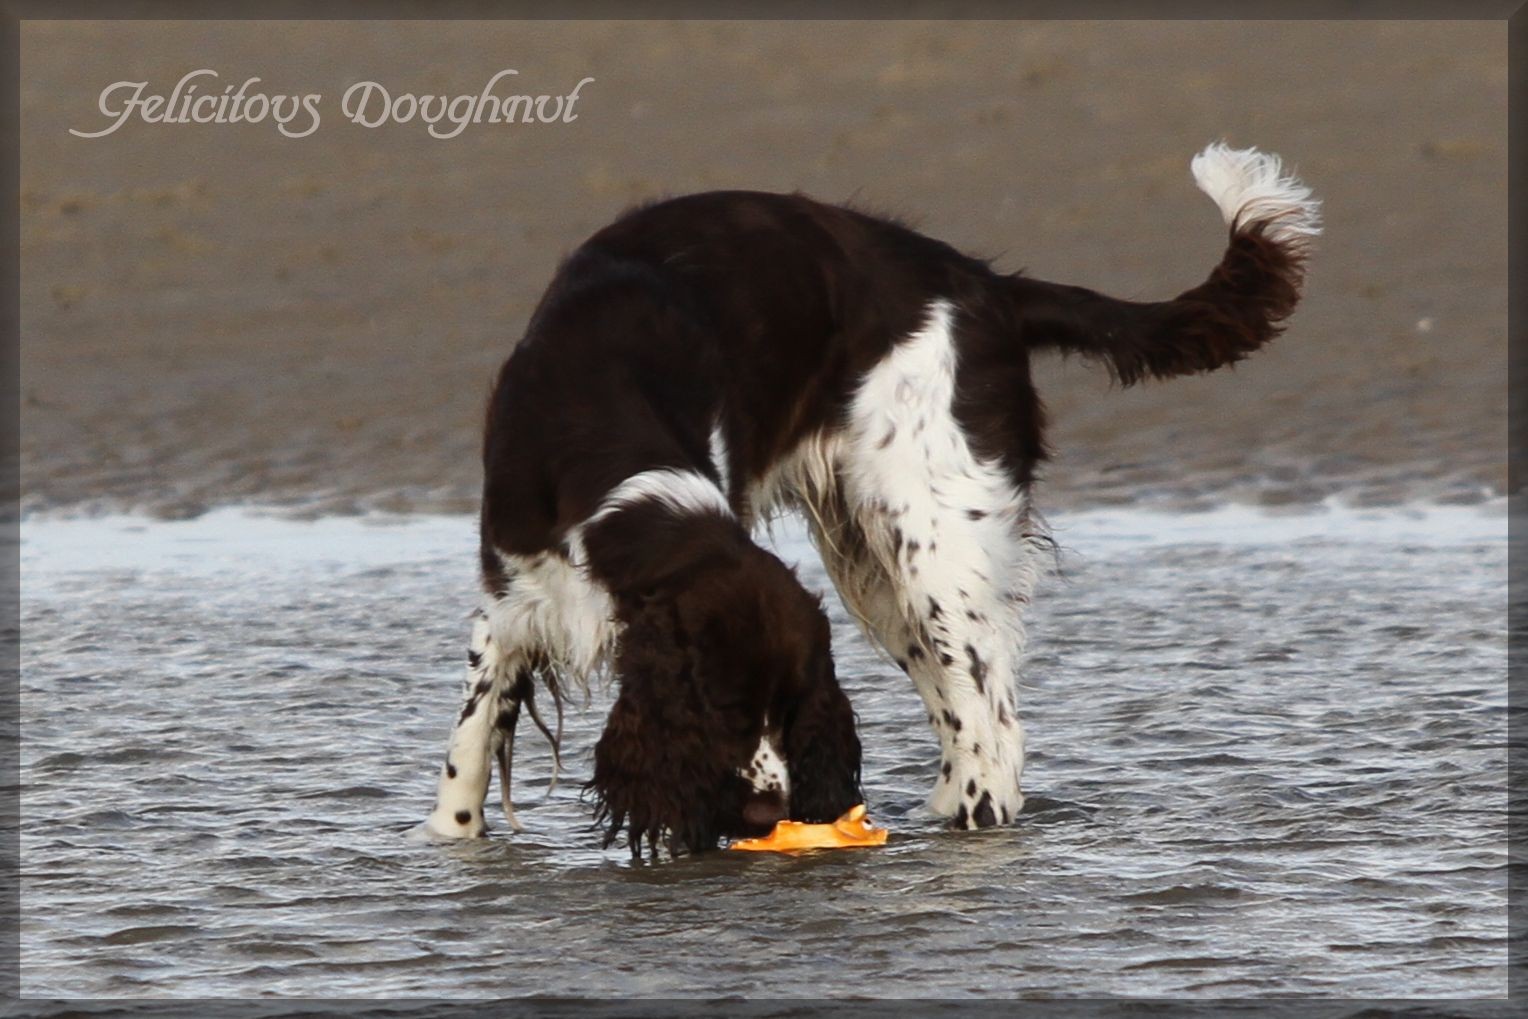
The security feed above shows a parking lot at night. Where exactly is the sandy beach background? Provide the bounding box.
[19,20,1508,520]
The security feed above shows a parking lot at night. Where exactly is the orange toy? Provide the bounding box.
[728,804,888,852]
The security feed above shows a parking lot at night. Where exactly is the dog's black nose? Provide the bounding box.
[742,791,788,832]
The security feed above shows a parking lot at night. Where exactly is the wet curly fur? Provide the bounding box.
[585,511,861,856]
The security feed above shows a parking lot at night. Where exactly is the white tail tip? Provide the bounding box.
[1190,142,1322,248]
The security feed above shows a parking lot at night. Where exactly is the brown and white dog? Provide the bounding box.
[420,143,1320,855]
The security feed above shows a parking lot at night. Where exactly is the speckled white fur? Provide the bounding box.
[741,730,790,798]
[422,609,503,838]
[752,300,1046,827]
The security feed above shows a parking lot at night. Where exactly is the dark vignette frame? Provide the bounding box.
[0,1,1519,1016]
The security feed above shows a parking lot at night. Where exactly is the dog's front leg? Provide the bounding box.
[421,609,501,838]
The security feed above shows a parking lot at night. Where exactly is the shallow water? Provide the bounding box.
[18,502,1509,998]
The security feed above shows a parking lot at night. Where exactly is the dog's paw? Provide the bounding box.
[416,806,487,841]
[947,787,1023,830]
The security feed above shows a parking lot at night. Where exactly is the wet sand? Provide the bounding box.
[18,20,1508,519]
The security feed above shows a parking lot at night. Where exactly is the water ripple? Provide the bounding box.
[17,506,1508,997]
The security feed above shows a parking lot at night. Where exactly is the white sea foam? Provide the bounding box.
[18,497,1508,581]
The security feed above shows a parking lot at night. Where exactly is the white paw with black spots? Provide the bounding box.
[421,803,486,840]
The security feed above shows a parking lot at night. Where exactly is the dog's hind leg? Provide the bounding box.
[825,299,1046,829]
[811,493,1038,830]
[889,517,1037,831]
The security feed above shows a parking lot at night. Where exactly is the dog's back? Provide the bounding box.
[484,146,1317,553]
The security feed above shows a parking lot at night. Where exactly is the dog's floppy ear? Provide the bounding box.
[590,676,686,856]
[782,639,863,823]
[588,599,740,856]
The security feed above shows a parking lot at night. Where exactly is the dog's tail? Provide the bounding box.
[1011,142,1321,385]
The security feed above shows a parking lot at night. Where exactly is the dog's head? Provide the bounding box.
[587,541,861,857]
